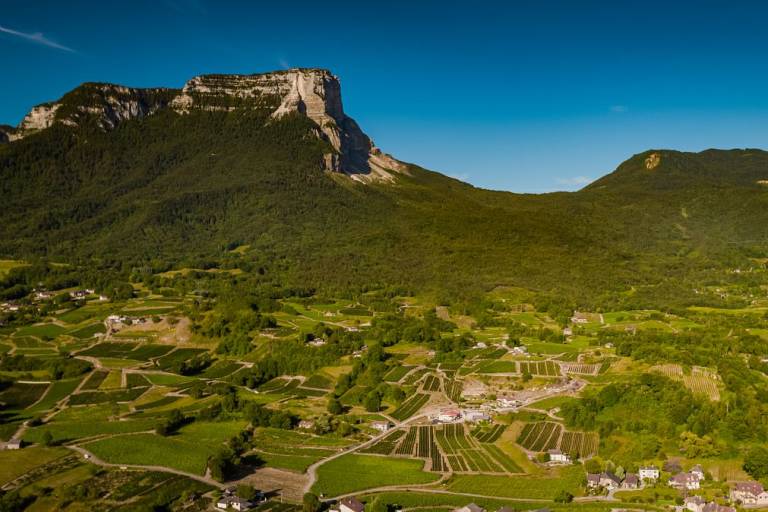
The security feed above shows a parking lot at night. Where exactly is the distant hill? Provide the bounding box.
[2,69,768,304]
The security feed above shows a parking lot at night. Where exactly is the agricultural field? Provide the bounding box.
[390,393,429,421]
[517,422,598,458]
[84,420,247,475]
[651,364,722,401]
[518,360,561,377]
[312,454,440,496]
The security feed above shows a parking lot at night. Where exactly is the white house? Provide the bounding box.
[669,472,701,490]
[371,421,392,433]
[216,494,254,511]
[639,466,660,481]
[547,449,570,464]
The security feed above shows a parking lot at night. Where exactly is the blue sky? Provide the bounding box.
[2,0,768,192]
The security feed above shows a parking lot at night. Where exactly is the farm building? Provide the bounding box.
[1,439,21,450]
[216,488,255,511]
[437,409,462,423]
[339,497,365,512]
[463,410,490,423]
[730,481,768,506]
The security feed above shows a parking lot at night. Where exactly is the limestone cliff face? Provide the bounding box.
[3,69,404,181]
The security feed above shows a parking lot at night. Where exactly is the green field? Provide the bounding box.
[0,446,69,485]
[445,466,584,499]
[312,454,440,496]
[83,420,247,474]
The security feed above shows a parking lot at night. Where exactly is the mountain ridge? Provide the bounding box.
[2,69,768,303]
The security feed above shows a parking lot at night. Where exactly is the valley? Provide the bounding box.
[2,262,768,511]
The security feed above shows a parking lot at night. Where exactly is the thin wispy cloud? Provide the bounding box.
[555,176,592,187]
[278,58,290,69]
[0,24,75,52]
[611,105,628,113]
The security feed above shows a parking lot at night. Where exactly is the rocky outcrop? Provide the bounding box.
[3,69,405,181]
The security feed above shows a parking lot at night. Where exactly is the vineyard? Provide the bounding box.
[371,424,522,474]
[560,362,600,375]
[517,421,598,458]
[473,424,507,443]
[422,374,441,392]
[651,364,721,401]
[518,361,561,376]
[390,393,430,421]
[360,430,406,454]
[517,422,562,451]
[443,379,463,402]
[559,431,599,458]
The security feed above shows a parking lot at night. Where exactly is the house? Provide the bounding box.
[510,345,528,355]
[669,472,701,490]
[307,339,326,347]
[437,409,462,423]
[1,439,21,450]
[730,481,768,506]
[453,504,485,512]
[298,420,315,430]
[571,312,589,324]
[684,496,736,512]
[690,464,705,481]
[339,497,365,512]
[587,472,621,490]
[463,410,490,423]
[474,342,487,349]
[547,449,570,464]
[622,473,639,489]
[371,421,392,433]
[562,327,573,337]
[638,466,660,481]
[216,491,254,511]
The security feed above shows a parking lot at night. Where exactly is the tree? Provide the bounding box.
[744,446,768,479]
[554,490,573,503]
[327,398,343,415]
[42,431,54,446]
[237,485,256,501]
[303,493,320,512]
[584,458,602,474]
[363,391,381,412]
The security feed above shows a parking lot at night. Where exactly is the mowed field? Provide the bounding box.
[312,454,440,496]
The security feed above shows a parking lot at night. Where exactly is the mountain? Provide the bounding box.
[2,68,768,304]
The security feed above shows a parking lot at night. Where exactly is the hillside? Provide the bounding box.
[2,69,768,304]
